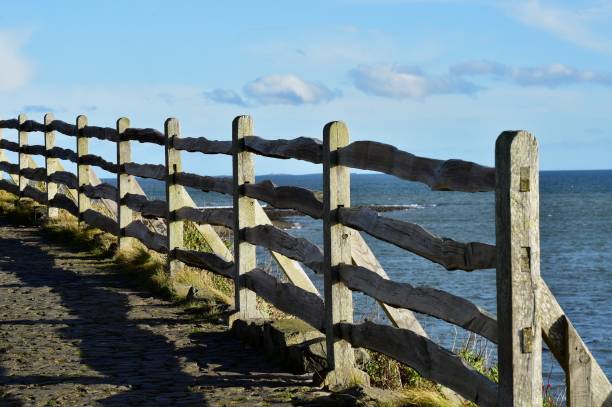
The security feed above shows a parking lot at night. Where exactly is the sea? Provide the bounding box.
[134,170,612,391]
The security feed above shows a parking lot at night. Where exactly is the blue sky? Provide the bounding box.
[1,0,611,175]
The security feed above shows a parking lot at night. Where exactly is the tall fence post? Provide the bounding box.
[76,115,90,224]
[0,116,5,181]
[17,113,28,198]
[117,117,134,251]
[232,115,259,320]
[44,113,59,219]
[495,131,542,406]
[321,121,367,387]
[165,118,184,277]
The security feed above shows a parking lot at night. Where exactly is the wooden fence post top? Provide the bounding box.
[165,117,179,132]
[44,113,54,125]
[117,117,130,132]
[76,115,88,128]
[18,113,27,123]
[495,130,536,151]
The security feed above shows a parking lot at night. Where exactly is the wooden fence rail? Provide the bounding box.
[0,113,609,406]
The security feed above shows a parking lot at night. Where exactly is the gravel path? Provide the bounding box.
[0,220,327,406]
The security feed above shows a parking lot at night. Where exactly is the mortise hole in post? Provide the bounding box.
[521,247,531,273]
[521,327,534,353]
[519,166,530,192]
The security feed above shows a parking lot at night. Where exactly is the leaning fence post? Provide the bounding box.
[76,115,90,224]
[165,118,184,277]
[18,113,28,198]
[232,115,259,320]
[117,117,134,251]
[44,113,59,219]
[495,131,542,406]
[321,121,366,387]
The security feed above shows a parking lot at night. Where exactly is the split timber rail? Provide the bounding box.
[0,113,610,407]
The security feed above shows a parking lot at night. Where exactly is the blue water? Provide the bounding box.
[136,170,612,389]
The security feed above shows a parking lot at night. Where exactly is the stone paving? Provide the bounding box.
[0,220,330,406]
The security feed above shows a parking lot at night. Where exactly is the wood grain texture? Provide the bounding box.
[173,248,234,279]
[80,154,117,173]
[122,193,167,219]
[122,162,166,181]
[338,207,496,271]
[76,115,91,222]
[337,141,495,192]
[174,172,233,195]
[232,115,259,319]
[47,119,77,136]
[123,127,165,145]
[243,135,322,163]
[338,264,497,342]
[165,118,184,276]
[173,136,232,155]
[243,268,325,332]
[323,121,355,374]
[337,321,497,406]
[81,125,118,142]
[243,180,323,218]
[243,224,324,274]
[495,130,542,406]
[49,193,78,217]
[117,117,134,250]
[174,206,233,228]
[46,146,77,162]
[81,182,117,201]
[81,209,118,234]
[123,220,167,253]
[48,171,78,190]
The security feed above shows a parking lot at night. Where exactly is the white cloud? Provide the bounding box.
[505,0,612,53]
[0,30,32,91]
[243,74,340,105]
[451,60,612,87]
[350,64,481,99]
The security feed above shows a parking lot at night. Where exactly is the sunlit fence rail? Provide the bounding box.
[0,112,610,406]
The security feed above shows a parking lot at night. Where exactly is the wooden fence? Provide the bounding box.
[0,113,610,406]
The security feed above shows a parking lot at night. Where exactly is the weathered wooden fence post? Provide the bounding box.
[322,121,367,387]
[0,116,5,181]
[76,115,90,224]
[117,117,134,251]
[165,118,184,277]
[232,115,259,320]
[495,130,542,406]
[44,113,59,218]
[18,113,28,198]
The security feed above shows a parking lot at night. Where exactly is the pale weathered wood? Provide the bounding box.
[174,248,234,278]
[337,321,497,406]
[538,281,612,406]
[124,220,167,253]
[47,119,77,136]
[49,193,78,217]
[81,183,117,201]
[338,264,497,342]
[243,268,325,331]
[174,206,233,229]
[243,180,323,218]
[243,224,324,274]
[323,121,356,377]
[338,207,496,271]
[117,117,134,251]
[252,202,319,295]
[81,125,118,142]
[165,118,184,276]
[81,208,118,234]
[46,146,77,162]
[495,130,542,406]
[233,115,259,319]
[173,136,232,155]
[44,113,59,218]
[338,140,495,192]
[123,127,165,145]
[18,114,28,197]
[174,172,233,195]
[76,115,91,223]
[122,193,166,219]
[47,171,78,190]
[122,162,166,181]
[244,136,322,163]
[80,154,117,173]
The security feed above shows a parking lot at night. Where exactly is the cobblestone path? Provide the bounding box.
[0,221,327,406]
